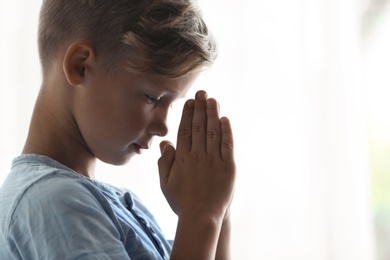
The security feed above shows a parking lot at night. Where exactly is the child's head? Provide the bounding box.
[38,0,217,78]
[32,0,217,169]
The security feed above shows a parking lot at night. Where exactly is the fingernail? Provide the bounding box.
[197,91,207,101]
[162,142,173,153]
[187,99,194,108]
[163,144,171,153]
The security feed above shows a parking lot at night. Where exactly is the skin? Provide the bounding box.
[159,93,235,260]
[23,40,236,259]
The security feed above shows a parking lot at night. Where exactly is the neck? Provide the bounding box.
[22,84,96,178]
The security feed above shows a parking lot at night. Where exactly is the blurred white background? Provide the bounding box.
[2,0,390,259]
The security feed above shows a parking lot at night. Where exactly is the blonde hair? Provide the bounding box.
[38,0,217,78]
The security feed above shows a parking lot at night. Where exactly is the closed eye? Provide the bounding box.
[145,94,161,104]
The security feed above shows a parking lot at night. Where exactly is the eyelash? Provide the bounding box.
[145,94,160,104]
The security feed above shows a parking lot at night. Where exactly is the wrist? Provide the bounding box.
[215,209,232,260]
[179,205,227,225]
[172,212,223,260]
[178,209,225,230]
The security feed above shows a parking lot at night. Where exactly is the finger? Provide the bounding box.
[206,98,221,155]
[176,99,194,153]
[159,140,174,154]
[220,117,234,162]
[158,141,175,188]
[191,90,208,152]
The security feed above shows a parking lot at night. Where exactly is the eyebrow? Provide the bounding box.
[160,85,188,100]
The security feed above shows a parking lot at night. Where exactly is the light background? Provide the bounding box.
[1,0,390,259]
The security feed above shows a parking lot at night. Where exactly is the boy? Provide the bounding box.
[0,0,236,259]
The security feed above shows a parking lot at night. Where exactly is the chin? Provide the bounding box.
[99,152,135,166]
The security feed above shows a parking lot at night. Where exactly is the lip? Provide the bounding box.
[134,143,150,154]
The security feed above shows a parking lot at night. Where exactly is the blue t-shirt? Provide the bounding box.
[0,154,172,259]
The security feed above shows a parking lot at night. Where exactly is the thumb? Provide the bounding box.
[157,141,175,186]
[159,140,174,155]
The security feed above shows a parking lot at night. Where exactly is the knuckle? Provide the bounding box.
[175,152,204,166]
[192,123,204,133]
[222,140,234,150]
[178,127,191,137]
[207,129,219,139]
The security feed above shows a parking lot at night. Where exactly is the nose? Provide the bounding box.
[148,108,169,137]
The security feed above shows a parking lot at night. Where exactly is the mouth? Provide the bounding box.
[133,143,149,154]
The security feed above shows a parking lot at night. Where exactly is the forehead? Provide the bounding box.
[128,71,199,98]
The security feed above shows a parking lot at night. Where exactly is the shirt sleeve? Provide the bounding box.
[6,174,131,260]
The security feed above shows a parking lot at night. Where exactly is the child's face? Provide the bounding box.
[73,64,198,165]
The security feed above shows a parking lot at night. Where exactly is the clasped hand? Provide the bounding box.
[158,90,236,221]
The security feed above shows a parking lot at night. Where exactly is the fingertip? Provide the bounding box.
[220,117,232,131]
[196,90,207,101]
[206,98,217,109]
[186,99,195,109]
[163,143,174,154]
[160,141,173,154]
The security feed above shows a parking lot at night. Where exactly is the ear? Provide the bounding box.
[63,41,95,86]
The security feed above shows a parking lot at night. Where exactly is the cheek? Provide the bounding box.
[122,102,154,130]
[76,97,126,141]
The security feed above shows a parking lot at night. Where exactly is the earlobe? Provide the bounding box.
[63,41,95,86]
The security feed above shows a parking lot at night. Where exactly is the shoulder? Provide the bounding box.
[25,170,102,202]
[1,154,109,215]
[14,169,116,226]
[4,167,128,259]
[1,156,119,237]
[1,154,98,206]
[8,164,103,213]
[0,160,95,231]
